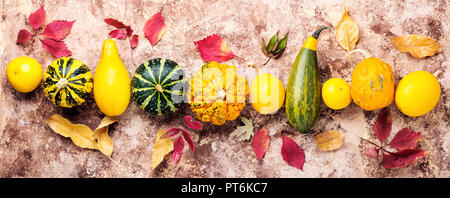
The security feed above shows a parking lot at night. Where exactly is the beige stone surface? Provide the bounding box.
[0,0,449,177]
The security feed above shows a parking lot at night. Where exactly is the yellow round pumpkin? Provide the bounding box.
[350,57,395,111]
[189,61,249,125]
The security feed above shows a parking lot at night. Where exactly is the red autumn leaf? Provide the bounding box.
[363,147,379,159]
[251,127,270,161]
[130,35,139,49]
[281,136,305,171]
[29,5,46,31]
[40,38,72,58]
[382,149,426,169]
[161,128,183,139]
[41,20,75,40]
[194,34,235,63]
[16,29,33,44]
[172,136,184,164]
[388,128,422,151]
[184,116,202,130]
[109,29,128,39]
[143,11,165,47]
[181,130,195,152]
[373,108,392,143]
[125,26,133,36]
[104,18,126,29]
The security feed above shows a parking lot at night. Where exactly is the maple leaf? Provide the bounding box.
[281,136,305,171]
[29,5,46,31]
[172,136,184,164]
[144,11,166,47]
[373,108,391,143]
[109,29,128,39]
[363,147,379,159]
[16,29,33,44]
[231,117,254,141]
[251,127,270,161]
[382,149,427,169]
[194,34,235,63]
[388,128,422,151]
[104,18,126,29]
[184,116,202,131]
[41,20,76,40]
[130,35,139,49]
[152,129,174,170]
[40,38,72,58]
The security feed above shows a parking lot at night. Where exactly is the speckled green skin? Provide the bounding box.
[285,48,321,133]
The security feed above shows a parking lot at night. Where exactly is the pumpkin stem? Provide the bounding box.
[56,78,69,89]
[156,84,164,93]
[246,62,260,74]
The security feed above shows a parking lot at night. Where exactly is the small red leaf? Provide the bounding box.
[29,5,46,31]
[109,29,127,39]
[184,116,202,130]
[143,11,165,46]
[161,128,182,139]
[382,149,426,169]
[125,26,133,36]
[130,35,139,49]
[181,130,195,152]
[388,128,422,151]
[40,38,72,58]
[363,147,379,159]
[373,108,392,143]
[251,127,270,160]
[41,20,75,40]
[172,136,184,164]
[16,29,33,44]
[194,34,235,63]
[104,18,126,29]
[281,136,305,171]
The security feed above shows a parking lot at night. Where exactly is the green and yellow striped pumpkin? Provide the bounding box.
[131,58,185,115]
[43,57,93,108]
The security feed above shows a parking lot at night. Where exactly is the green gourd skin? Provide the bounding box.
[286,27,327,133]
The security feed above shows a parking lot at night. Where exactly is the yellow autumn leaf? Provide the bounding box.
[151,129,174,170]
[315,130,343,151]
[93,116,118,157]
[336,7,359,51]
[392,34,442,58]
[46,115,98,150]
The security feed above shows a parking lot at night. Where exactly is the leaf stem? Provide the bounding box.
[263,56,272,65]
[234,55,246,62]
[359,137,395,155]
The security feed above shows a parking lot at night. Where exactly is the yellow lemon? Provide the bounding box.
[322,78,352,110]
[6,57,43,93]
[395,71,440,117]
[250,73,285,114]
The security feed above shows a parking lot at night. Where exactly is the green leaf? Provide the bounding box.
[231,117,254,141]
[267,31,279,53]
[273,32,288,54]
[261,38,269,56]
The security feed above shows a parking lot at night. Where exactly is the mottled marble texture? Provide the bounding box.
[0,0,449,177]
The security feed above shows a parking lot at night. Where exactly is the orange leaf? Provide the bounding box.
[144,11,165,47]
[194,34,235,63]
[392,34,442,58]
[315,130,343,151]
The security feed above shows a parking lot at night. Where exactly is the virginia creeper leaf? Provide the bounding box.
[40,38,72,58]
[46,115,98,150]
[41,20,75,40]
[29,5,46,31]
[392,34,442,58]
[144,11,165,47]
[281,136,305,171]
[130,34,139,49]
[93,116,117,157]
[104,18,126,29]
[315,130,343,151]
[388,128,422,151]
[184,116,202,130]
[363,147,379,159]
[160,128,183,139]
[336,7,359,51]
[125,26,133,36]
[172,136,184,164]
[251,127,270,160]
[181,130,195,152]
[152,129,174,170]
[267,31,278,52]
[16,29,33,44]
[109,29,127,39]
[382,149,426,169]
[373,108,391,143]
[194,34,235,63]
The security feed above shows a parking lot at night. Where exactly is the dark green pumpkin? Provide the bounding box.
[131,58,185,115]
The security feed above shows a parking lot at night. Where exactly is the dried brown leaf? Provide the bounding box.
[93,116,118,157]
[336,7,359,51]
[315,130,343,151]
[392,34,442,58]
[151,129,174,170]
[46,115,98,150]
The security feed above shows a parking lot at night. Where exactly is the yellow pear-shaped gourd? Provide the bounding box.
[94,39,131,116]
